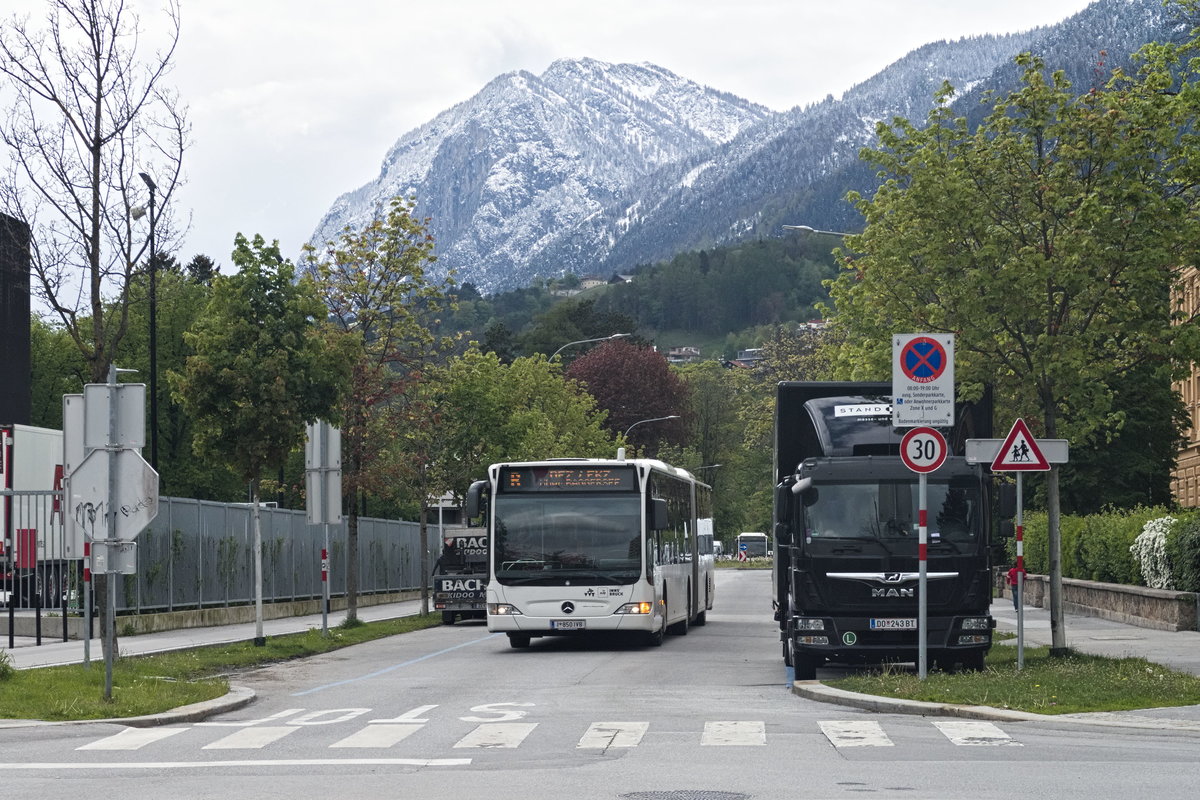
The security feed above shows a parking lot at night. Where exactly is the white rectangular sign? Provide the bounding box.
[892,333,955,428]
[83,383,146,449]
[91,540,137,574]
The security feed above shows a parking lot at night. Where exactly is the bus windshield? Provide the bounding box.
[804,479,980,546]
[493,493,642,585]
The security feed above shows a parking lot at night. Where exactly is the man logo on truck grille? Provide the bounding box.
[883,572,903,583]
[561,601,575,614]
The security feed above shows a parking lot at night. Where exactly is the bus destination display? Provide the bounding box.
[500,466,635,492]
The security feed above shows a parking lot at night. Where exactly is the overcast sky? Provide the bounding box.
[12,0,1101,269]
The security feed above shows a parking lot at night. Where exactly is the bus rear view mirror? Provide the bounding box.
[465,480,487,521]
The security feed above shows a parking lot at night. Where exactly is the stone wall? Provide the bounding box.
[1000,573,1199,632]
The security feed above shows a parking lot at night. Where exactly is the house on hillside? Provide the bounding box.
[609,273,634,284]
[580,276,606,291]
[667,346,701,364]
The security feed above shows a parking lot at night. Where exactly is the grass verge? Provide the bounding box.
[826,640,1200,714]
[0,613,443,722]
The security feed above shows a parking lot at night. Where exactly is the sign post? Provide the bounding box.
[306,422,341,636]
[988,419,1055,670]
[900,426,947,680]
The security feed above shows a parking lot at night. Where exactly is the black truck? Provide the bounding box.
[432,529,488,625]
[773,381,1003,679]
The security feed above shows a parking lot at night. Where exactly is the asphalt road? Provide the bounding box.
[2,569,1200,800]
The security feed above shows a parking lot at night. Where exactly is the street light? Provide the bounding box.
[623,415,680,439]
[550,332,631,360]
[783,224,856,237]
[138,172,158,479]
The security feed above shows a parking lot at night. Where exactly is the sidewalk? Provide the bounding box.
[3,598,427,670]
[989,599,1200,676]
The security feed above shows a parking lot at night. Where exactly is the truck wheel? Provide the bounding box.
[962,650,986,672]
[783,635,794,667]
[507,633,531,649]
[794,653,819,681]
[442,611,456,626]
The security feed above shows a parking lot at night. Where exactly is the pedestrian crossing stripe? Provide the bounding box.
[76,718,1022,753]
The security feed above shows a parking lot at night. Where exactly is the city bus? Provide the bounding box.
[465,456,714,648]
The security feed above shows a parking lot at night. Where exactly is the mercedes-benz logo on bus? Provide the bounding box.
[561,601,575,614]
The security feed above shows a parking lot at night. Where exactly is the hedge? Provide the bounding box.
[1016,506,1200,589]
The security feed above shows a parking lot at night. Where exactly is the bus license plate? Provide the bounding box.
[552,620,585,631]
[870,618,917,630]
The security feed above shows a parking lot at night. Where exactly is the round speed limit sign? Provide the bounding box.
[900,426,947,473]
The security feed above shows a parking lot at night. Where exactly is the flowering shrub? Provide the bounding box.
[1130,515,1176,590]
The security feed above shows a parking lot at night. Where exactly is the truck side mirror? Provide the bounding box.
[465,480,487,522]
[651,498,669,531]
[997,483,1016,519]
[774,521,791,546]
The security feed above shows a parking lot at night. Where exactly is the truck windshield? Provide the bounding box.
[805,479,980,544]
[493,494,642,584]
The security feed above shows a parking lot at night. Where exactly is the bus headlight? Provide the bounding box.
[488,603,522,615]
[614,602,654,615]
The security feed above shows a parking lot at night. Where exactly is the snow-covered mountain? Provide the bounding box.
[307,58,771,291]
[308,0,1182,294]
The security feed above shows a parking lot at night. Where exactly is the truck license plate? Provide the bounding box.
[551,620,585,631]
[869,618,917,630]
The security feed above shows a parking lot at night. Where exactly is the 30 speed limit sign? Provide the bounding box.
[900,426,947,473]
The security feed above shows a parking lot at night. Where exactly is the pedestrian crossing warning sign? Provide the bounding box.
[990,418,1050,471]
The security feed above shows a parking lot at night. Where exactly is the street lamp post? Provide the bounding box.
[623,415,680,439]
[550,332,631,360]
[139,172,158,478]
[783,224,855,237]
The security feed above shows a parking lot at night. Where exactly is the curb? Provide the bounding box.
[791,681,1200,731]
[0,685,255,729]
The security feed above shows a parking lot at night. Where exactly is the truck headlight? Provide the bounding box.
[958,635,990,645]
[615,602,653,615]
[960,617,990,631]
[795,617,825,631]
[488,603,522,615]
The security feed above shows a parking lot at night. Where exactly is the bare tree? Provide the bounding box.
[0,0,188,382]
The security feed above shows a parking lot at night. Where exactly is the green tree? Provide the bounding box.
[825,54,1200,652]
[303,196,457,620]
[171,233,352,643]
[28,315,86,427]
[416,349,616,495]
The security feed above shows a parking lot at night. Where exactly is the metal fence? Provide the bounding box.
[3,492,443,615]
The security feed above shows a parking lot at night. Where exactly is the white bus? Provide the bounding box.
[465,457,714,648]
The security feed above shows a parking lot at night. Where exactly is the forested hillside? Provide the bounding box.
[443,234,842,360]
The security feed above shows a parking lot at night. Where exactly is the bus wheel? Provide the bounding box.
[693,587,708,626]
[442,611,456,626]
[507,633,531,649]
[668,593,690,636]
[645,618,665,647]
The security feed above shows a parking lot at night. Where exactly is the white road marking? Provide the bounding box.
[932,720,1022,746]
[330,724,424,748]
[0,758,471,769]
[76,727,188,751]
[701,721,765,746]
[453,722,538,749]
[197,708,303,727]
[577,722,649,749]
[202,726,298,750]
[820,720,894,748]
